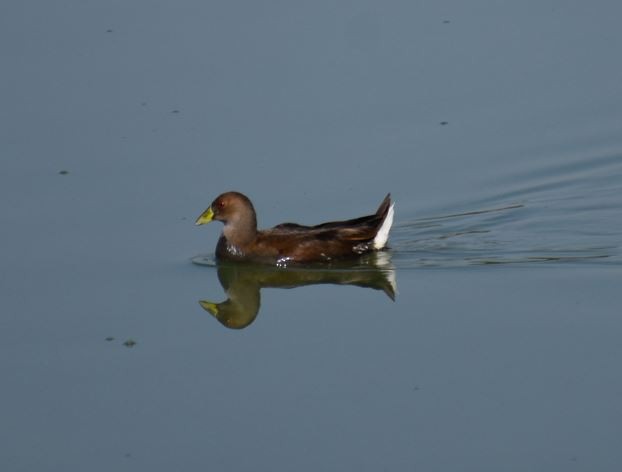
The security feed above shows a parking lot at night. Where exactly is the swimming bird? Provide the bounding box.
[195,192,394,265]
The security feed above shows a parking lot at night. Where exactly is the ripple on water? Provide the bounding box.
[191,254,218,267]
[392,151,622,269]
[191,250,397,272]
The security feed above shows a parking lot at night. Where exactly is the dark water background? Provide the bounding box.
[2,1,622,471]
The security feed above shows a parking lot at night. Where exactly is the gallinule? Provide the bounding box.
[196,192,394,265]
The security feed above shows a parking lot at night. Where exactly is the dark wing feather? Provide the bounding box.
[271,194,391,234]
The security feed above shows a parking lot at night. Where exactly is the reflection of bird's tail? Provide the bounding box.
[383,268,398,300]
[373,194,395,250]
[371,251,398,300]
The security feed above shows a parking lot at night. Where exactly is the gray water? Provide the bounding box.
[2,1,622,471]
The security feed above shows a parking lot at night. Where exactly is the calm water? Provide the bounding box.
[2,2,622,471]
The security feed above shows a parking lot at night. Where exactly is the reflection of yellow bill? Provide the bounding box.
[195,207,214,225]
[198,300,219,316]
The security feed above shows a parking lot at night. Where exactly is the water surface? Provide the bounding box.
[2,1,622,471]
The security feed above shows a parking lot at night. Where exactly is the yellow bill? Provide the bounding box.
[198,300,219,315]
[195,206,214,225]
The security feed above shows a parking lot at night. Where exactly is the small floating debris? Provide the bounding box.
[440,121,448,126]
[106,29,113,33]
[123,339,137,348]
[443,20,450,24]
[58,170,69,175]
[171,109,180,114]
[105,336,115,342]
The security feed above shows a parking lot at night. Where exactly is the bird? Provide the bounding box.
[195,191,394,265]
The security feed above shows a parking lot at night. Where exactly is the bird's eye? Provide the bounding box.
[217,200,225,209]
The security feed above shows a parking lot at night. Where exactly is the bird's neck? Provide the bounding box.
[222,212,257,247]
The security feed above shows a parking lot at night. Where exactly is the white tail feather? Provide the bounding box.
[373,202,394,249]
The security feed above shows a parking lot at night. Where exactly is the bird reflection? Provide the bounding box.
[198,252,397,329]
